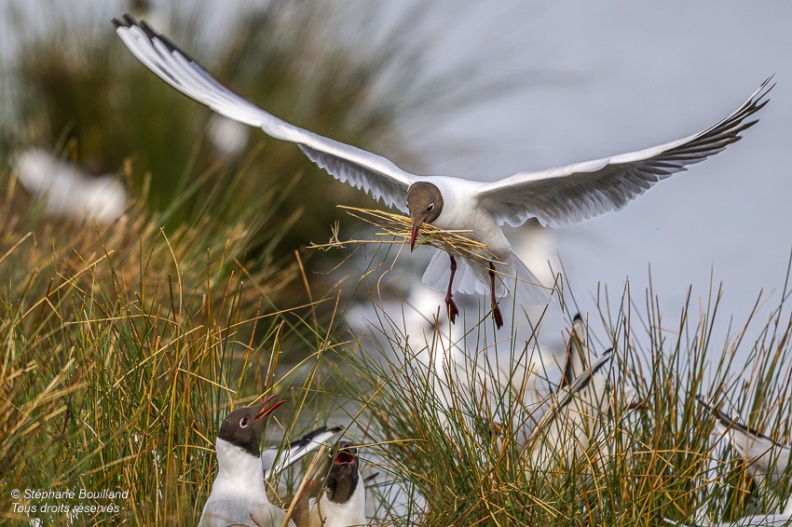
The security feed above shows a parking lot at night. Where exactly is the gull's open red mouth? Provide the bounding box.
[335,451,356,465]
[254,394,285,422]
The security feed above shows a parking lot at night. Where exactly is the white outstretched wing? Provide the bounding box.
[113,14,416,212]
[475,78,773,228]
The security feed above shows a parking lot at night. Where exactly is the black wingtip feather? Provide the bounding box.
[696,395,775,441]
[114,12,201,68]
[557,348,613,411]
[112,13,138,30]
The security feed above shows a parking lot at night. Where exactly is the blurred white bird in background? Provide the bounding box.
[14,148,127,224]
[523,315,619,474]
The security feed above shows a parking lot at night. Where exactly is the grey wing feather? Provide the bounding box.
[263,426,343,478]
[476,78,773,228]
[697,396,790,478]
[113,14,414,212]
[553,348,613,414]
[528,348,613,444]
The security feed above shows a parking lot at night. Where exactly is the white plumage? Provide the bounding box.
[201,438,294,527]
[697,396,792,518]
[525,319,615,473]
[15,149,127,224]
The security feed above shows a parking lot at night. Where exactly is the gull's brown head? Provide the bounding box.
[217,394,285,457]
[406,182,443,252]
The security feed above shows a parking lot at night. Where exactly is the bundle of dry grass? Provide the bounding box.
[311,205,504,267]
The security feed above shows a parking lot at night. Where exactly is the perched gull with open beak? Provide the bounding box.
[199,395,294,527]
[298,441,367,527]
[113,14,772,329]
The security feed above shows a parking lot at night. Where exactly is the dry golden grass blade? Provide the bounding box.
[309,205,505,266]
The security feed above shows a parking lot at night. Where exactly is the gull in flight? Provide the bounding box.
[113,14,772,329]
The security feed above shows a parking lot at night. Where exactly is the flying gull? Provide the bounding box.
[113,14,772,328]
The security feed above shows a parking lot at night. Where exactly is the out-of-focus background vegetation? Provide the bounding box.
[3,1,444,302]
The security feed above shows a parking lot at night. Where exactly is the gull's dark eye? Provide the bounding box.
[427,203,434,211]
[240,417,249,428]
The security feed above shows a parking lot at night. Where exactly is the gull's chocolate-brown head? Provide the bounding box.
[217,394,285,457]
[406,182,443,251]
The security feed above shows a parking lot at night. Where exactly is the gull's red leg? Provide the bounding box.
[489,262,503,329]
[446,255,460,323]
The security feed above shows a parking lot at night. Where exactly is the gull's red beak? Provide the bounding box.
[410,218,425,252]
[254,394,285,422]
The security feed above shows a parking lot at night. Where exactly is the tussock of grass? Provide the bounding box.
[0,164,337,524]
[333,271,792,526]
[4,153,792,525]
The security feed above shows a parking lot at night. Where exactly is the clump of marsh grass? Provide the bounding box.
[328,265,792,527]
[0,161,339,525]
[4,127,792,526]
